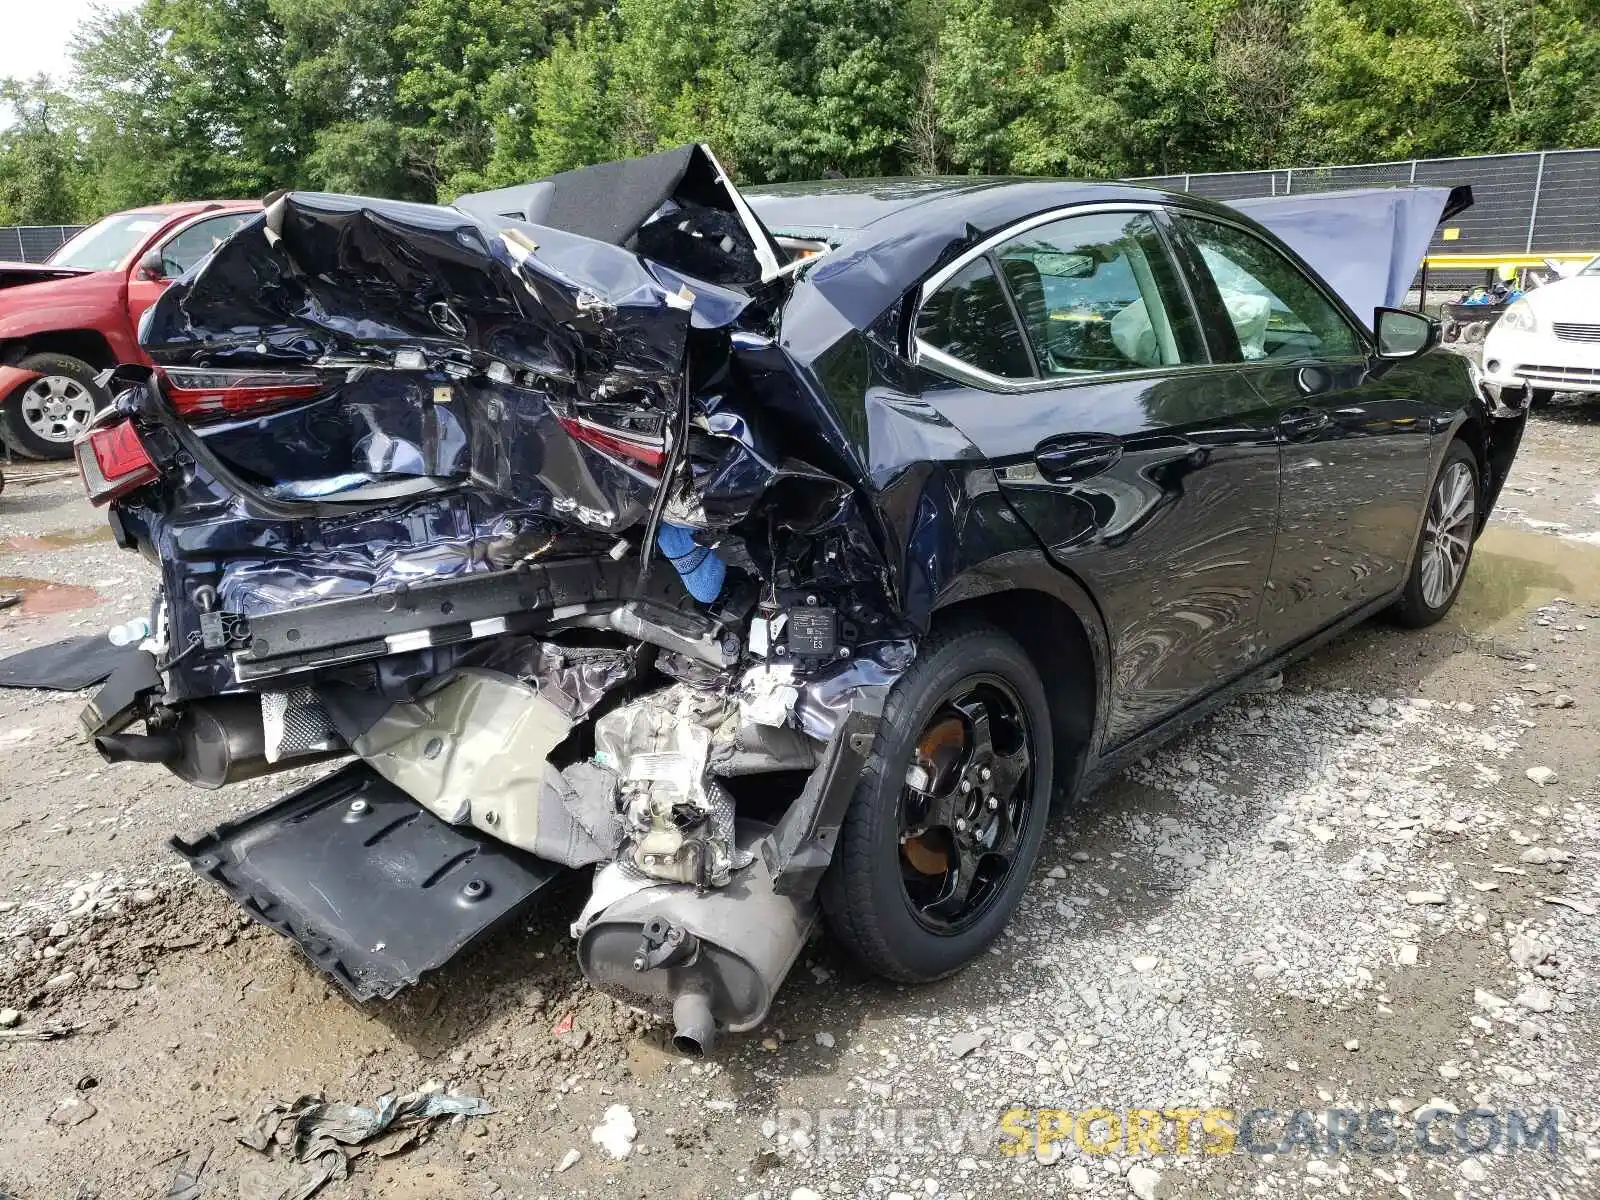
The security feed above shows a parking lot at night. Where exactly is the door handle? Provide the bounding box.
[1278,407,1331,440]
[1034,435,1123,482]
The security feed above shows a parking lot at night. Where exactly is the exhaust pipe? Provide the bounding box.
[93,696,344,787]
[94,732,180,764]
[671,984,717,1057]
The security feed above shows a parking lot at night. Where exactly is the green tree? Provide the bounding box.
[0,77,85,223]
[272,0,425,198]
[720,0,924,181]
[932,0,1053,174]
[1014,0,1234,177]
[1296,0,1503,161]
[392,0,591,198]
[1494,0,1600,149]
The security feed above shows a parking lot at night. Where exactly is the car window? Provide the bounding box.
[994,211,1205,377]
[47,212,166,271]
[915,256,1034,379]
[1174,216,1361,361]
[160,213,256,277]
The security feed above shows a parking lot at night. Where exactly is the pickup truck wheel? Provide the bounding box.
[819,622,1054,983]
[2,354,108,460]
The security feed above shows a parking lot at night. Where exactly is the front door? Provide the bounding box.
[1165,212,1436,650]
[126,211,259,333]
[910,206,1282,748]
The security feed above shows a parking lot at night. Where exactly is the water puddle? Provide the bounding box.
[1452,525,1600,630]
[2,527,113,553]
[0,576,104,616]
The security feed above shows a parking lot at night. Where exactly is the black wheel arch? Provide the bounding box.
[930,551,1107,804]
[2,330,119,372]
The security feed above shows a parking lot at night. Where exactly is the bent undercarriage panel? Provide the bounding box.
[171,763,568,1000]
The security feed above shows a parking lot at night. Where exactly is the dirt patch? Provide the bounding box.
[2,528,113,553]
[0,576,102,616]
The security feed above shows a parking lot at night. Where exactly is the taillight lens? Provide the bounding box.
[556,414,667,469]
[75,420,159,506]
[160,367,325,420]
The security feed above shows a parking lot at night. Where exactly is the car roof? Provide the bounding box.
[744,177,1194,239]
[123,200,261,219]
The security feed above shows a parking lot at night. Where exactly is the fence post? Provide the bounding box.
[1285,168,1292,195]
[1526,152,1547,253]
[1183,174,1191,193]
[1409,159,1417,183]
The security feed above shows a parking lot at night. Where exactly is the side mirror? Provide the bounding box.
[135,249,166,282]
[1374,307,1437,359]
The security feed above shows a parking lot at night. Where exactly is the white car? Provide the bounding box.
[1483,257,1600,403]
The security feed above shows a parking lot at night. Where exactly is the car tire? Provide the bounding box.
[1,353,108,460]
[1390,440,1480,629]
[819,621,1055,983]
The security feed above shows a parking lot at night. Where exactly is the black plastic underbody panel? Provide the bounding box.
[171,762,568,1000]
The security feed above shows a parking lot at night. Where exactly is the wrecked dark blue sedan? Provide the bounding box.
[73,145,1527,1051]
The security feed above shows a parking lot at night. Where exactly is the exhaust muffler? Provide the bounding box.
[575,845,814,1049]
[95,696,344,788]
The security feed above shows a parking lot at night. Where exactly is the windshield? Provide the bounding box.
[47,212,167,271]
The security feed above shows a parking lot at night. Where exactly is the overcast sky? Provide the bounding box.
[1,0,140,87]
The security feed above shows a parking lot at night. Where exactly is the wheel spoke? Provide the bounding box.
[951,698,993,766]
[921,843,980,920]
[902,776,960,841]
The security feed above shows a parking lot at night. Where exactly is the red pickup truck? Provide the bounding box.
[0,200,259,459]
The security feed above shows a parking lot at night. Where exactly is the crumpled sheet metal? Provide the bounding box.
[463,637,633,719]
[239,1088,493,1200]
[351,668,619,866]
[209,496,600,617]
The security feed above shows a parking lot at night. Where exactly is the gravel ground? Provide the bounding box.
[0,402,1598,1200]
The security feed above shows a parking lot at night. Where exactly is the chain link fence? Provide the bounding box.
[0,225,86,262]
[1139,148,1600,259]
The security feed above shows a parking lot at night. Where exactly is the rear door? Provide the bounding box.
[1165,212,1435,651]
[910,205,1283,748]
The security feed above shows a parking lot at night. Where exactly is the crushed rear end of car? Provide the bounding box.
[78,145,916,1045]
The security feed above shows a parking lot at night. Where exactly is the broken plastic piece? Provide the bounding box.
[657,521,725,603]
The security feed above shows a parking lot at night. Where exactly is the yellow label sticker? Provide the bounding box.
[1442,228,1461,241]
[433,386,453,404]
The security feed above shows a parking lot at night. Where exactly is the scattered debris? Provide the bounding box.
[1525,766,1559,786]
[162,1146,210,1200]
[1542,895,1598,916]
[238,1087,493,1198]
[48,1096,96,1127]
[948,1029,987,1059]
[556,1148,582,1173]
[1405,890,1448,905]
[590,1103,637,1160]
[0,1022,81,1042]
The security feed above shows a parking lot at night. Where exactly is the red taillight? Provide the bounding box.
[75,420,159,506]
[556,415,667,469]
[159,367,324,420]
